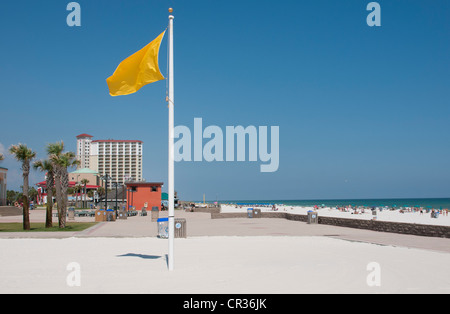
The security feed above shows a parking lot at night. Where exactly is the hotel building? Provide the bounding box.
[76,134,144,185]
[76,134,93,169]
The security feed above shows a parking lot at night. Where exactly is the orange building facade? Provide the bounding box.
[126,182,163,211]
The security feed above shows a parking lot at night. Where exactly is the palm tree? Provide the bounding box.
[9,144,36,230]
[46,142,64,226]
[52,152,80,228]
[33,159,54,228]
[47,142,80,228]
[81,178,89,208]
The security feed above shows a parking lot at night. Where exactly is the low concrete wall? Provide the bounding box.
[189,207,221,214]
[211,211,450,238]
[0,206,22,217]
[318,216,450,238]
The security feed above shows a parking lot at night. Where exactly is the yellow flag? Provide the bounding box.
[107,31,166,96]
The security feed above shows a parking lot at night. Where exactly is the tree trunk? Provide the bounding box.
[22,196,30,230]
[45,172,54,228]
[53,166,63,228]
[22,162,30,230]
[59,169,69,228]
[46,195,53,228]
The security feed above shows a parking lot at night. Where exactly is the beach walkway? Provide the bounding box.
[1,209,449,253]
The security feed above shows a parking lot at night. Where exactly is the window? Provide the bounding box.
[151,186,158,192]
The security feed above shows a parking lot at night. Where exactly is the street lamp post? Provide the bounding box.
[112,182,119,217]
[100,174,111,210]
[76,174,80,208]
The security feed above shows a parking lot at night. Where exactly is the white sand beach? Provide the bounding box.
[220,204,450,226]
[1,236,450,294]
[1,208,450,294]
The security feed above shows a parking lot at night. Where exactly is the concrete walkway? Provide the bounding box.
[1,209,450,253]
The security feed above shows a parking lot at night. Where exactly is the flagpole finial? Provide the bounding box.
[169,8,173,13]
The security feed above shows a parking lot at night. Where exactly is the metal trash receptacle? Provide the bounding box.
[175,218,187,238]
[253,208,262,218]
[68,207,75,220]
[95,210,107,222]
[157,218,169,238]
[247,208,253,218]
[307,211,318,224]
[106,209,116,222]
[118,210,127,220]
[151,206,159,222]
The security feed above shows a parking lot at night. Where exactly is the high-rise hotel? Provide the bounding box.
[76,134,143,185]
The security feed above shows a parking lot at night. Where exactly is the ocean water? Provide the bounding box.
[220,198,450,209]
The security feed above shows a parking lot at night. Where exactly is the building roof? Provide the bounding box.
[161,192,179,201]
[76,133,93,138]
[36,181,100,189]
[70,168,98,174]
[92,140,143,143]
[126,182,163,187]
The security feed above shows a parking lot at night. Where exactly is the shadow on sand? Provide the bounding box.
[117,253,162,260]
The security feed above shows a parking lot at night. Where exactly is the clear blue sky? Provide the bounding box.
[0,0,449,201]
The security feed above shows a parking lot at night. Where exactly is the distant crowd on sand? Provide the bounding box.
[330,204,449,219]
[228,203,450,219]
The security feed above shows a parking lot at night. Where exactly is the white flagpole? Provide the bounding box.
[167,9,175,271]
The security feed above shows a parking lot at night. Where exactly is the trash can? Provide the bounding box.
[253,208,262,218]
[95,210,107,222]
[247,208,254,218]
[151,206,159,222]
[106,209,115,222]
[118,210,127,220]
[157,218,169,238]
[141,208,147,216]
[307,211,318,224]
[175,218,187,238]
[372,209,377,221]
[68,207,75,221]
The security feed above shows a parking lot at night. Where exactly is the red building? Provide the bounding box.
[126,182,163,211]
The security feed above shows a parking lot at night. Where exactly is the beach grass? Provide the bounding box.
[0,222,98,232]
